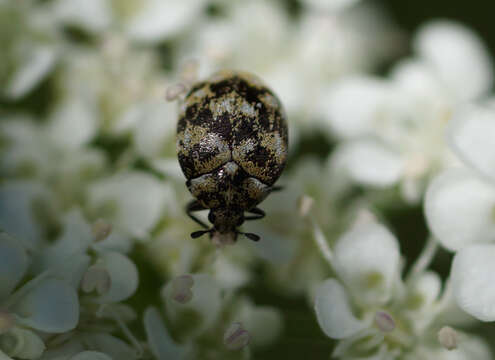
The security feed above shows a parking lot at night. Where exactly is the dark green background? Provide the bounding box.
[382,0,495,62]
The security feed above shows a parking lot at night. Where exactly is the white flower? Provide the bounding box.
[36,210,137,304]
[87,171,169,239]
[161,274,222,338]
[1,0,58,99]
[413,21,493,101]
[45,96,99,150]
[53,0,112,34]
[321,20,492,201]
[179,0,399,145]
[0,115,107,216]
[331,139,404,188]
[423,101,495,324]
[313,221,490,359]
[41,332,138,360]
[452,244,495,322]
[332,222,400,306]
[0,327,46,359]
[314,222,400,344]
[0,181,50,250]
[448,105,495,181]
[125,0,208,43]
[424,168,495,251]
[424,104,495,252]
[0,233,80,359]
[301,0,361,12]
[235,299,282,349]
[143,307,186,360]
[53,0,207,43]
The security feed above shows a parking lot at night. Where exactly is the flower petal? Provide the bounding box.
[36,210,93,271]
[424,169,495,251]
[238,302,283,348]
[81,333,138,360]
[94,252,138,304]
[448,105,495,182]
[452,244,495,321]
[332,140,404,188]
[391,60,443,99]
[132,102,176,159]
[53,0,112,33]
[162,274,221,336]
[0,233,28,300]
[87,172,167,238]
[301,0,360,12]
[414,20,493,100]
[6,46,56,99]
[13,279,79,333]
[333,222,400,305]
[46,96,98,149]
[0,181,48,249]
[314,279,366,339]
[143,307,185,360]
[1,327,46,359]
[126,0,206,42]
[318,77,391,139]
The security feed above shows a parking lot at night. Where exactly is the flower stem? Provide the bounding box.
[311,220,334,269]
[407,236,438,280]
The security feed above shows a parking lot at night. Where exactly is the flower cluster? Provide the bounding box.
[312,218,491,359]
[425,104,495,322]
[319,21,493,202]
[2,0,495,359]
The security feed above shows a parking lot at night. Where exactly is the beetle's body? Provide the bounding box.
[176,70,288,244]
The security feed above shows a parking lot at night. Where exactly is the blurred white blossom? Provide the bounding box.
[179,0,400,146]
[0,0,59,99]
[321,20,493,202]
[425,104,495,322]
[53,0,208,43]
[313,221,491,359]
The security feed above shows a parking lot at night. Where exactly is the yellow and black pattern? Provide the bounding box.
[177,70,288,212]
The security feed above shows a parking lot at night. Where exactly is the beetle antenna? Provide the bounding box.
[190,229,212,238]
[239,231,260,242]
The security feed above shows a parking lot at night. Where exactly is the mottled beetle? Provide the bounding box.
[176,70,288,245]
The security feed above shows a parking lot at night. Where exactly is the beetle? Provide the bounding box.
[176,70,288,245]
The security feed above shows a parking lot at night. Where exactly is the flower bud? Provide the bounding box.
[81,263,111,295]
[438,326,458,351]
[171,275,194,304]
[92,219,112,242]
[166,83,187,101]
[224,322,250,350]
[0,327,46,359]
[297,195,314,217]
[374,311,395,333]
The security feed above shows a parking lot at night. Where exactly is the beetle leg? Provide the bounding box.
[186,200,209,229]
[244,207,265,220]
[270,185,283,192]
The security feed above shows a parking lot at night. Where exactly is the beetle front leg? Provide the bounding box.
[244,207,265,220]
[186,200,209,229]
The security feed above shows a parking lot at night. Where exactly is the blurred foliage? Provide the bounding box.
[381,0,495,61]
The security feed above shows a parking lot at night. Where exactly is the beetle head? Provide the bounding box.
[190,208,260,245]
